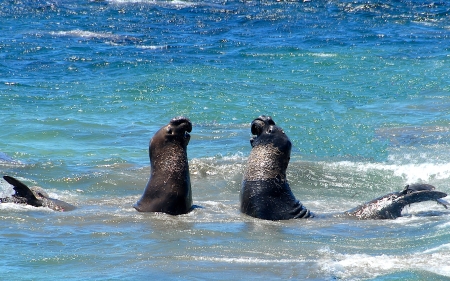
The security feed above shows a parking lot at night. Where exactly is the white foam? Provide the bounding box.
[191,152,247,163]
[308,52,337,57]
[107,0,196,8]
[0,182,11,198]
[187,255,305,264]
[189,153,247,177]
[49,30,141,45]
[318,249,450,279]
[0,202,53,212]
[50,30,118,39]
[138,45,168,50]
[436,221,450,229]
[327,161,450,185]
[423,243,450,254]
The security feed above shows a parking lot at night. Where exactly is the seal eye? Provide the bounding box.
[167,127,173,134]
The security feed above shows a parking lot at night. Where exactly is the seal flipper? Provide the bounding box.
[402,184,449,209]
[397,189,447,207]
[347,187,448,219]
[437,198,449,209]
[3,176,43,207]
[290,201,314,219]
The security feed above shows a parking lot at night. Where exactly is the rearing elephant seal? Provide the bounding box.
[240,116,448,220]
[134,116,193,215]
[240,115,313,220]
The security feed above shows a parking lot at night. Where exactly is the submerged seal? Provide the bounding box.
[1,175,76,211]
[240,116,448,220]
[346,183,449,219]
[134,116,193,215]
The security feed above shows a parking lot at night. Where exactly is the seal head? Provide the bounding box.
[133,116,193,215]
[240,116,312,220]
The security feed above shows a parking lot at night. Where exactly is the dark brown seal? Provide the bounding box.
[133,116,193,215]
[240,115,313,220]
[346,183,449,219]
[2,175,76,211]
[240,116,448,220]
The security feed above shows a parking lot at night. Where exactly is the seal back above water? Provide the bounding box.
[2,175,76,211]
[346,183,449,219]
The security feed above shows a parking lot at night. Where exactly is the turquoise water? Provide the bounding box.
[1,0,450,279]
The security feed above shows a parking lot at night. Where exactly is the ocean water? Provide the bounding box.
[1,0,450,279]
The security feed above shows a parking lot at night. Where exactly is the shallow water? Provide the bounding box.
[1,0,450,280]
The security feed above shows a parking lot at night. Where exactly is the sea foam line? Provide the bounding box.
[327,161,450,184]
[137,45,168,50]
[319,250,450,279]
[49,30,139,43]
[50,30,118,39]
[107,0,196,7]
[184,255,305,264]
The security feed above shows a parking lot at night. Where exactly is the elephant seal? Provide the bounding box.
[240,116,448,220]
[346,183,449,219]
[240,115,313,220]
[1,175,76,211]
[134,116,193,215]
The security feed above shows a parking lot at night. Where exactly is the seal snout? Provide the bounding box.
[170,116,192,134]
[167,116,192,144]
[251,115,276,136]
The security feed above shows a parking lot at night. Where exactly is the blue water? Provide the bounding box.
[1,0,450,279]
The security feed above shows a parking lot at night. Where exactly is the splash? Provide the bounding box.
[327,161,450,185]
[107,0,197,8]
[319,248,450,279]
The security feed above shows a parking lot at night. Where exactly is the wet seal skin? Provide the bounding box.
[240,116,449,221]
[240,115,313,220]
[346,183,449,219]
[134,116,193,215]
[1,175,76,212]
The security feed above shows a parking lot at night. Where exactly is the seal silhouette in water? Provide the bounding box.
[346,183,449,219]
[240,116,449,220]
[1,175,76,212]
[134,116,193,215]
